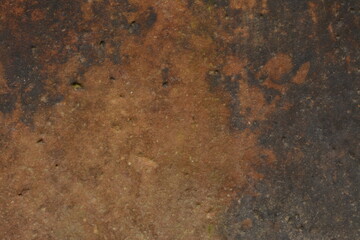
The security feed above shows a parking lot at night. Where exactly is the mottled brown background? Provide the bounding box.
[0,0,359,239]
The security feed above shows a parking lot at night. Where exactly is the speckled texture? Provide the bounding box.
[0,1,359,239]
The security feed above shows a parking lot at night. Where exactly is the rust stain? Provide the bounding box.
[292,62,310,84]
[230,0,257,10]
[260,0,268,14]
[261,53,293,83]
[308,1,318,24]
[0,0,276,239]
[30,9,45,21]
[240,218,253,230]
[0,0,359,239]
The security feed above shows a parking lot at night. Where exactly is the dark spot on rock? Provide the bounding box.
[30,45,37,55]
[206,70,222,91]
[262,87,281,104]
[17,188,30,197]
[251,120,260,129]
[99,40,106,48]
[145,7,157,28]
[89,166,103,180]
[162,81,169,88]
[162,68,170,88]
[45,94,64,107]
[224,75,245,131]
[0,93,17,114]
[187,0,195,7]
[128,7,157,35]
[129,21,141,35]
[70,81,83,90]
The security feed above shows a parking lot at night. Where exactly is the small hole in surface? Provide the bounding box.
[37,138,44,144]
[129,21,140,34]
[30,45,37,54]
[99,40,105,47]
[71,81,83,90]
[17,188,29,196]
[162,81,168,88]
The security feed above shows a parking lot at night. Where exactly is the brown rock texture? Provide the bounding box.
[0,0,359,239]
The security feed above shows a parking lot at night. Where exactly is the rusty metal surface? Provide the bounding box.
[0,0,359,239]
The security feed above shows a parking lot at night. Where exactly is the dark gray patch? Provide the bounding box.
[128,7,157,35]
[0,0,82,124]
[144,7,157,29]
[206,70,222,92]
[161,68,170,88]
[0,0,135,123]
[222,0,360,239]
[128,21,141,35]
[206,70,246,130]
[0,93,17,114]
[223,75,245,131]
[187,0,195,8]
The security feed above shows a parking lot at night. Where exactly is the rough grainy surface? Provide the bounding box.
[0,0,358,239]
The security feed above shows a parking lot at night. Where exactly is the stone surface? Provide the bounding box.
[0,0,359,239]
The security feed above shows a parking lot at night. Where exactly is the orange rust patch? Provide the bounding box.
[241,218,253,229]
[230,0,257,11]
[0,1,281,239]
[81,1,93,21]
[292,62,310,84]
[261,0,269,14]
[24,55,274,238]
[223,56,247,76]
[31,9,45,21]
[261,53,293,83]
[12,6,24,16]
[248,171,264,181]
[308,2,318,24]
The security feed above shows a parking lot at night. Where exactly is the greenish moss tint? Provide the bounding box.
[207,224,214,236]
